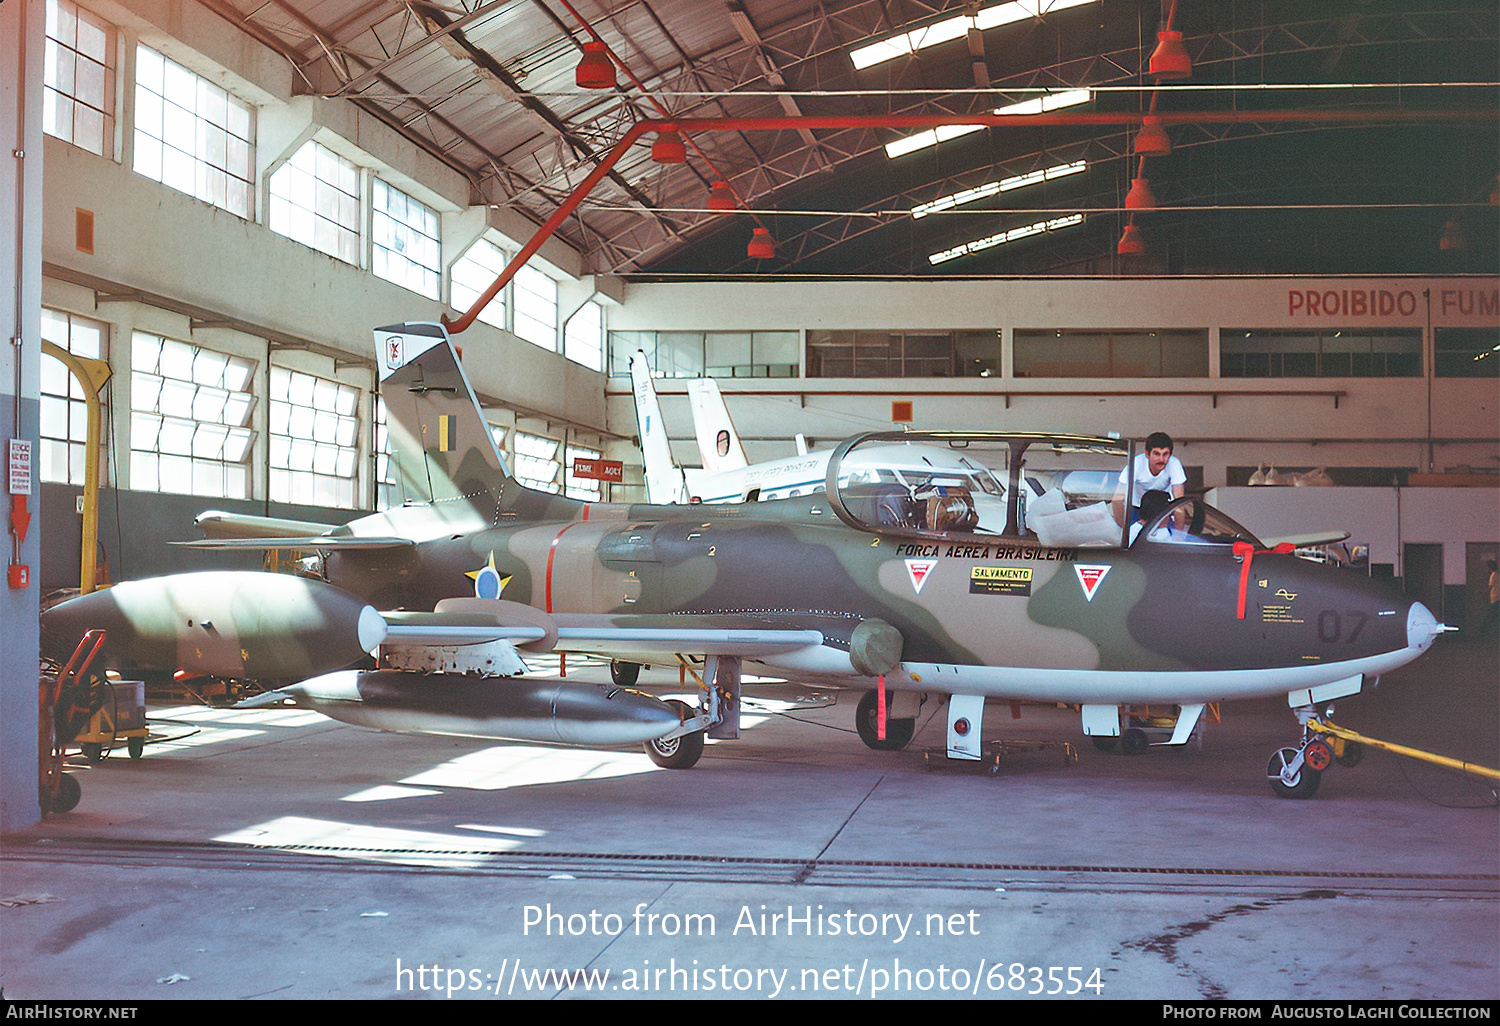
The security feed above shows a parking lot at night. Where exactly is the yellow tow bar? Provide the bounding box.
[1308,719,1500,782]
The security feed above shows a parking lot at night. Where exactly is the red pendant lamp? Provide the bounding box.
[1117,224,1146,255]
[747,227,775,260]
[707,181,737,211]
[1125,177,1157,210]
[1134,115,1171,156]
[651,130,687,164]
[575,41,616,89]
[1149,29,1191,80]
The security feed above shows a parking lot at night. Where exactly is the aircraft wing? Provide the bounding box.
[171,536,418,551]
[551,613,825,661]
[1260,530,1352,548]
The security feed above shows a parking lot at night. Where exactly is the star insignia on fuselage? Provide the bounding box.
[465,551,511,600]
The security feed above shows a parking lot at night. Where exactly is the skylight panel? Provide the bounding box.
[912,160,1086,217]
[852,0,1097,71]
[928,214,1083,265]
[884,91,1091,159]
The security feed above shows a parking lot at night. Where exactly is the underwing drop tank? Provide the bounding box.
[243,670,684,747]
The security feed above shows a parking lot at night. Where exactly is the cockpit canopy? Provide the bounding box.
[825,431,1262,550]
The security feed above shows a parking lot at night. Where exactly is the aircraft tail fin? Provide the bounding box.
[629,350,689,504]
[375,323,577,521]
[687,377,749,472]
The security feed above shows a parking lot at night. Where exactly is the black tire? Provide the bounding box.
[610,660,641,687]
[46,773,82,814]
[1267,747,1322,799]
[1120,728,1149,755]
[855,688,915,751]
[1335,740,1365,768]
[127,736,145,760]
[1091,736,1120,753]
[81,742,105,763]
[643,700,704,769]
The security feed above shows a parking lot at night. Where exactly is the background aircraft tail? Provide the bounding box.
[687,377,749,472]
[629,350,690,504]
[374,323,577,520]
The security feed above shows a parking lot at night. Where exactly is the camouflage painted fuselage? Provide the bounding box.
[324,488,1425,707]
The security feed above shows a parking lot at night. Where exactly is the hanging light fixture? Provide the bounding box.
[1125,177,1157,209]
[1134,115,1171,156]
[1149,29,1191,79]
[747,227,775,260]
[651,130,687,164]
[1117,224,1145,255]
[575,41,616,89]
[707,181,737,212]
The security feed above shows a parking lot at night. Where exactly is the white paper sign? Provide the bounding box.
[9,438,32,495]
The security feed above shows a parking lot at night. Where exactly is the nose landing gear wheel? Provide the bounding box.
[643,700,705,769]
[1267,747,1322,799]
[855,688,915,751]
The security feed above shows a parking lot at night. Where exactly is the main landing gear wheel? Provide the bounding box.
[1267,747,1322,799]
[1091,736,1120,753]
[610,660,641,687]
[1119,728,1149,756]
[643,700,704,770]
[855,688,915,751]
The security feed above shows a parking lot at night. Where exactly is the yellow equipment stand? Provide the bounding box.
[1308,718,1500,782]
[75,679,148,762]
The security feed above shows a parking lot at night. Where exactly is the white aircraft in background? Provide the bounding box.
[629,352,1020,534]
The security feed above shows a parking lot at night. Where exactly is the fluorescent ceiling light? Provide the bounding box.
[912,160,1087,217]
[885,90,1092,159]
[928,213,1084,265]
[852,0,1097,70]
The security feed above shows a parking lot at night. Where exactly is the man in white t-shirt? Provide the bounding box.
[1113,431,1186,525]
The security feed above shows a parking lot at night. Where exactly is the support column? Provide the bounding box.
[1,0,45,832]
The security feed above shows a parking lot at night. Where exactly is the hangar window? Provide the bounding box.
[268,367,361,509]
[1220,329,1421,377]
[373,398,397,510]
[565,445,603,501]
[372,179,441,300]
[39,309,109,486]
[450,238,510,332]
[1434,327,1499,378]
[608,331,798,378]
[132,45,254,219]
[129,332,255,499]
[1012,330,1209,377]
[43,0,115,158]
[565,300,604,371]
[808,330,1004,378]
[513,265,559,351]
[512,431,561,493]
[269,140,361,266]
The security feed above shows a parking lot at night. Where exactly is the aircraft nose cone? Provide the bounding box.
[1407,602,1440,651]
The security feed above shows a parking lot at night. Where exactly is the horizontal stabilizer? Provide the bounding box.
[192,510,340,539]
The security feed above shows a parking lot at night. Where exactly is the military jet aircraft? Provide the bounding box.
[39,323,1448,798]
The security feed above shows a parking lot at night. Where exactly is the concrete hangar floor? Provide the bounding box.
[2,639,1495,1002]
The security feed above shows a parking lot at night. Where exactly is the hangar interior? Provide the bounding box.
[1,0,1497,1001]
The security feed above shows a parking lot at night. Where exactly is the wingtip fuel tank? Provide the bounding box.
[40,571,386,682]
